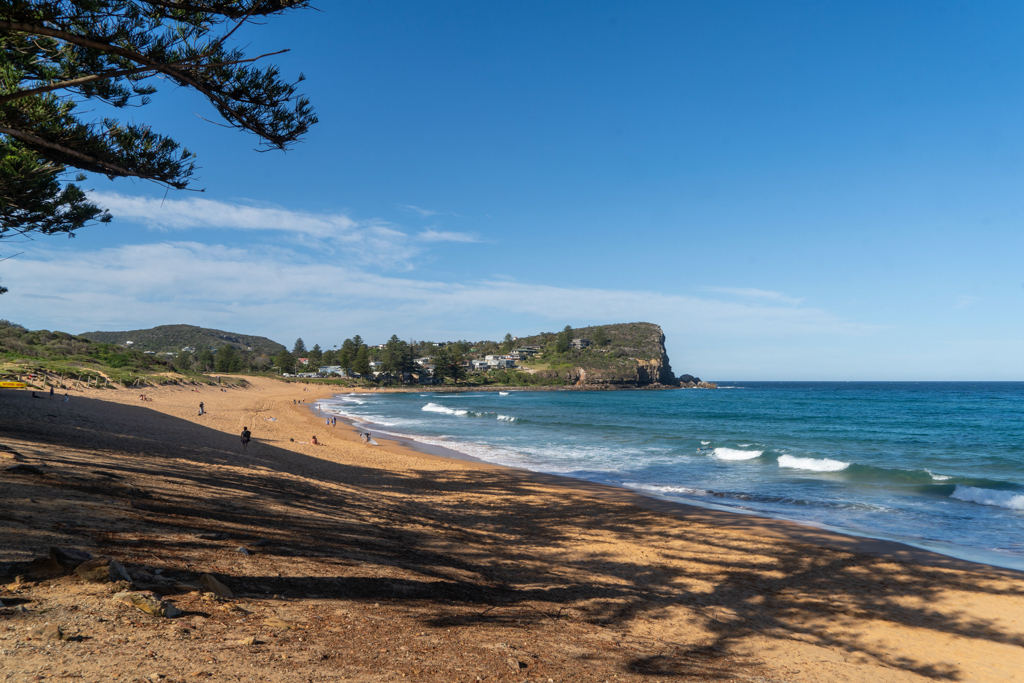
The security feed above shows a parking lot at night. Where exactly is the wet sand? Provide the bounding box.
[2,376,1023,682]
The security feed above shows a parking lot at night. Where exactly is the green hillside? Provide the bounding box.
[79,324,285,355]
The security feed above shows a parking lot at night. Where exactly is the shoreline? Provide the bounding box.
[4,377,1024,681]
[315,391,1024,577]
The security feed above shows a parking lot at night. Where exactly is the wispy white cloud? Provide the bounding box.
[3,242,877,348]
[417,229,480,243]
[701,286,804,305]
[399,204,441,217]
[91,193,450,266]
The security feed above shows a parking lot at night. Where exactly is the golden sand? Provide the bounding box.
[2,377,1023,682]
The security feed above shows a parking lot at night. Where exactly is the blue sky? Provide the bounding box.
[4,1,1023,379]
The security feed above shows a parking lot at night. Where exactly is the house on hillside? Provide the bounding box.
[297,357,309,366]
[571,338,591,349]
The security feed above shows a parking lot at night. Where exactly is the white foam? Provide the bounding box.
[422,402,468,416]
[950,486,1024,511]
[926,470,952,481]
[499,391,510,396]
[701,440,710,445]
[623,482,710,497]
[711,447,763,461]
[777,454,849,472]
[496,414,516,422]
[738,443,751,447]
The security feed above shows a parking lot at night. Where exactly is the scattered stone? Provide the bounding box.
[112,590,182,618]
[148,673,166,681]
[132,568,154,582]
[76,557,113,583]
[51,547,92,570]
[39,624,65,641]
[235,547,251,556]
[196,532,229,541]
[237,636,262,645]
[199,573,233,598]
[5,464,44,475]
[265,617,293,630]
[109,560,132,583]
[506,657,525,672]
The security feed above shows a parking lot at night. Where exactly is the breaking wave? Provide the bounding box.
[778,454,850,472]
[950,486,1024,511]
[711,447,763,461]
[422,402,469,416]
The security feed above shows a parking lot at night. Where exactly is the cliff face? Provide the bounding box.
[526,322,681,388]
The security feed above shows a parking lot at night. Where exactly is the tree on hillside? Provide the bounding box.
[555,325,573,353]
[500,333,514,354]
[274,349,295,374]
[591,326,609,347]
[215,344,242,372]
[433,346,466,384]
[292,338,306,356]
[352,344,371,376]
[197,348,215,372]
[0,1,317,242]
[381,334,414,379]
[307,343,323,366]
[321,349,337,366]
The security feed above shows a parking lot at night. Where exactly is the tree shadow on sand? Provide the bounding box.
[2,389,1023,680]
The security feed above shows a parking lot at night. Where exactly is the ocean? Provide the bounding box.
[317,382,1024,570]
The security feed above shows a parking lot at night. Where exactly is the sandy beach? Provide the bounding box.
[2,376,1024,682]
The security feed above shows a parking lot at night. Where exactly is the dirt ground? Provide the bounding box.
[2,378,1023,683]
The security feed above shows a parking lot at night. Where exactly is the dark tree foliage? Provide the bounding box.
[352,344,370,376]
[380,334,413,379]
[432,346,466,384]
[291,337,306,356]
[555,325,573,353]
[307,342,322,366]
[0,0,317,240]
[274,349,294,373]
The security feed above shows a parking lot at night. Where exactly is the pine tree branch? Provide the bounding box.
[0,125,182,186]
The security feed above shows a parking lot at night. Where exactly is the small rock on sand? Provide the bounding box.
[112,590,182,618]
[506,656,525,672]
[199,573,233,598]
[235,547,250,555]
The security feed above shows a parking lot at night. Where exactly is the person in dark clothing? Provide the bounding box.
[199,402,205,415]
[49,386,54,399]
[240,427,252,453]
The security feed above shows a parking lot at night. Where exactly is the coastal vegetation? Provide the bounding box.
[0,1,317,248]
[3,320,692,389]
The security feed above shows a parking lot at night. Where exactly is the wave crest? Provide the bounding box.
[950,485,1024,511]
[711,447,763,461]
[778,454,849,472]
[422,402,469,416]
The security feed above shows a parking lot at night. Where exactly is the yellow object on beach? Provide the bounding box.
[0,381,27,388]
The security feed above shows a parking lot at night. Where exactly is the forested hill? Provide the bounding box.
[79,325,285,355]
[513,322,680,387]
[514,322,669,359]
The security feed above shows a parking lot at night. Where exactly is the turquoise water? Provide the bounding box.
[319,383,1024,569]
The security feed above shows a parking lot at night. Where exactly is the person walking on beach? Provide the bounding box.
[240,427,252,453]
[199,401,205,416]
